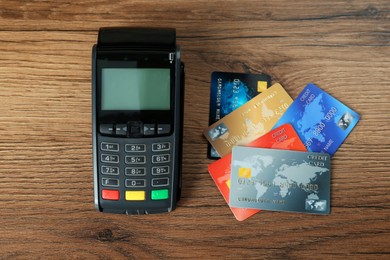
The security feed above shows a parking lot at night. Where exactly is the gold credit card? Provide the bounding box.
[203,83,293,157]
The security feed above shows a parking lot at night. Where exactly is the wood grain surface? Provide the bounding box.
[0,0,389,259]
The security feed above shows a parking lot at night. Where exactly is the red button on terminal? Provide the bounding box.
[102,189,120,200]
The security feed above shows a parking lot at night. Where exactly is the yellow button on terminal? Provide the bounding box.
[125,191,146,201]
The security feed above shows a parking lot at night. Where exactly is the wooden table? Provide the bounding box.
[0,0,389,258]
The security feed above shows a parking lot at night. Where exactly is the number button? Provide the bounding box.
[125,156,146,164]
[101,142,119,152]
[125,167,146,176]
[101,166,119,175]
[152,142,170,152]
[125,179,146,188]
[152,154,170,164]
[125,144,146,152]
[101,154,119,163]
[152,166,170,175]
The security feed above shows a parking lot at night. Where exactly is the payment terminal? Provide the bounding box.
[92,27,184,214]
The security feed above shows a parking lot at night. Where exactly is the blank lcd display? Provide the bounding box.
[101,68,170,110]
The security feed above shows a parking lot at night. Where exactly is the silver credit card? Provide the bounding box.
[229,147,331,215]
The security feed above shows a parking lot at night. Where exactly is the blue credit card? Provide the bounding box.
[229,147,331,215]
[208,72,271,159]
[273,83,360,156]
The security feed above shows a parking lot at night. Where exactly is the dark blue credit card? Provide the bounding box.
[208,72,272,159]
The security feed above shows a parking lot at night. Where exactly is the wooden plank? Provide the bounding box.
[0,0,389,258]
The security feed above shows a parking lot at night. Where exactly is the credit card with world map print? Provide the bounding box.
[208,124,307,221]
[229,147,331,215]
[204,83,292,157]
[208,72,271,159]
[273,83,360,156]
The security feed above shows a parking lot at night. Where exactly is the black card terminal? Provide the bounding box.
[92,27,185,214]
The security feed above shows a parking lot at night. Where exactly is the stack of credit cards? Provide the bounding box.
[204,72,360,221]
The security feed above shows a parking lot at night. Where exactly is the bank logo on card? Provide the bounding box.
[338,112,354,130]
[305,199,327,212]
[208,123,229,141]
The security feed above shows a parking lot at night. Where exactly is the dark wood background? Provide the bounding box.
[0,0,389,258]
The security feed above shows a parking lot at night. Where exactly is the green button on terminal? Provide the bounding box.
[151,189,169,200]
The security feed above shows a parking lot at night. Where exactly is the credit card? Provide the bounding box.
[273,83,360,156]
[208,124,307,221]
[208,72,272,159]
[229,147,331,215]
[204,83,293,157]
